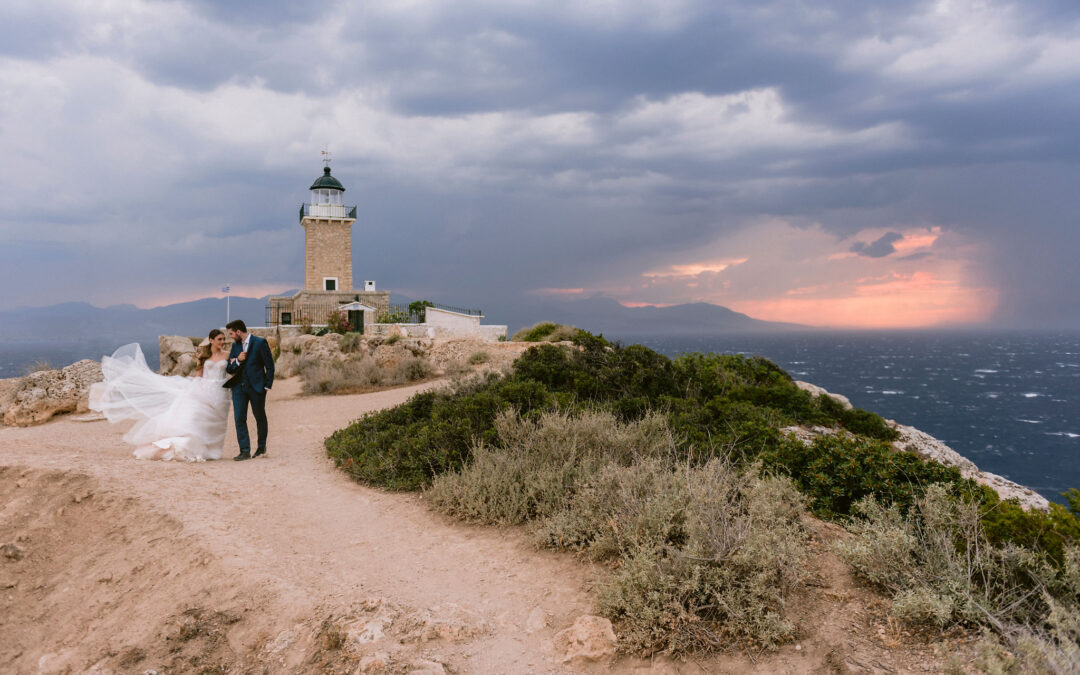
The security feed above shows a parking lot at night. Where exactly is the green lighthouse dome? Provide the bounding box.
[310,166,345,191]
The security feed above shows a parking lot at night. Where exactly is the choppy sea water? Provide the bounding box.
[619,331,1080,505]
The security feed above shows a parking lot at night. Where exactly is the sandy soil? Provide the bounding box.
[0,377,976,674]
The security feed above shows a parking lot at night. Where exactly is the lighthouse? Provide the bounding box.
[301,164,356,292]
[266,158,390,329]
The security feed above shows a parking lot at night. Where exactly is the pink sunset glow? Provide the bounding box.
[728,271,998,328]
[610,222,998,328]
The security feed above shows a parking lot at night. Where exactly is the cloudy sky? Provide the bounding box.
[2,0,1078,328]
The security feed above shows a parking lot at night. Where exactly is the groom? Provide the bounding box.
[225,319,275,461]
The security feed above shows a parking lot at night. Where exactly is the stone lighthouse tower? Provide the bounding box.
[266,159,390,328]
[302,164,355,292]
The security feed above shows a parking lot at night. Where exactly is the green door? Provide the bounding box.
[348,310,364,333]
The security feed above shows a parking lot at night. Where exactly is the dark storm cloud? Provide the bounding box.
[1,0,1079,327]
[851,232,904,258]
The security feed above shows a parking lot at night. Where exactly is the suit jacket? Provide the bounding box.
[226,334,275,393]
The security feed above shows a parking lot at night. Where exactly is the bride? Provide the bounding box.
[89,329,231,461]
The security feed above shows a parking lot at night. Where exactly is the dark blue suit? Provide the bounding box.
[226,334,275,455]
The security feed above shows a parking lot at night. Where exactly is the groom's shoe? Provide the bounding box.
[233,452,251,461]
[253,448,267,458]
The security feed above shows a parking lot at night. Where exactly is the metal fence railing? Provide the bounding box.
[298,203,358,223]
[427,302,482,316]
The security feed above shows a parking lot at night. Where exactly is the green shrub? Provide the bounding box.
[377,305,410,323]
[512,322,559,342]
[761,433,977,519]
[467,350,489,365]
[384,334,401,345]
[326,376,557,490]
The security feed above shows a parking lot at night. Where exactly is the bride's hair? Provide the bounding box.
[196,329,225,371]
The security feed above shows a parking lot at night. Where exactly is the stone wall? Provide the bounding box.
[302,217,354,291]
[424,307,507,341]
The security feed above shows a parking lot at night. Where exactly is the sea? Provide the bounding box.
[622,331,1080,506]
[2,331,1078,505]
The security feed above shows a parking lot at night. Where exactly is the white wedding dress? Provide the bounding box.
[89,343,231,461]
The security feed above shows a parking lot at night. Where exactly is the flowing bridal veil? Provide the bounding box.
[89,343,230,461]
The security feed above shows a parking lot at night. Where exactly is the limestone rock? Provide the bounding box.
[407,660,446,675]
[358,651,392,673]
[159,335,198,376]
[0,377,19,423]
[553,615,617,664]
[795,380,853,410]
[2,543,25,560]
[372,342,417,369]
[890,421,979,475]
[2,360,103,427]
[524,606,547,634]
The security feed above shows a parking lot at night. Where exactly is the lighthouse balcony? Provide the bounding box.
[299,203,357,222]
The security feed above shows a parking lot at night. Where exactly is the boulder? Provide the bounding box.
[0,377,19,423]
[553,615,617,664]
[159,335,198,376]
[795,380,853,410]
[2,360,103,427]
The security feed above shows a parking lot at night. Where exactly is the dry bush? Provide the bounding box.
[590,463,808,653]
[428,408,808,654]
[427,409,674,525]
[544,324,581,342]
[835,485,1063,631]
[21,359,55,375]
[339,332,366,354]
[391,356,432,383]
[468,350,489,365]
[298,356,384,394]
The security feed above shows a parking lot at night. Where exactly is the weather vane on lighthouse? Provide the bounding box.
[321,147,332,167]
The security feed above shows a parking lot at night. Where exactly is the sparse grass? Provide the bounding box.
[392,356,432,383]
[339,332,366,354]
[21,359,55,375]
[385,334,401,345]
[511,322,583,342]
[297,356,383,394]
[468,350,489,365]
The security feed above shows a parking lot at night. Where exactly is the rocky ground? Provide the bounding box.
[0,376,987,674]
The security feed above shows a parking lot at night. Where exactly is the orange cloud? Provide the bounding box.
[643,257,749,278]
[621,301,675,308]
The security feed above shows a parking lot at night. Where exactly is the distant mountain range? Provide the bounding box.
[486,295,807,338]
[0,293,805,344]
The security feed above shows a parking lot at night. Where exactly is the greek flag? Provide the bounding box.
[222,285,230,293]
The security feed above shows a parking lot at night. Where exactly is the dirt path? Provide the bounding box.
[0,378,970,673]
